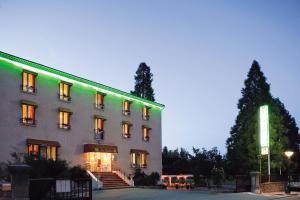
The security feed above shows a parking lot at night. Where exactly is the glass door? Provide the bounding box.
[84,152,112,172]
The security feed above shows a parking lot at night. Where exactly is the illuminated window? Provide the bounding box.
[59,110,71,130]
[122,122,131,138]
[22,71,37,93]
[95,92,105,109]
[59,82,72,101]
[142,126,150,141]
[21,103,36,125]
[28,144,39,160]
[131,153,136,165]
[141,153,147,167]
[94,116,105,140]
[130,151,147,168]
[143,106,150,120]
[28,144,57,160]
[123,100,131,115]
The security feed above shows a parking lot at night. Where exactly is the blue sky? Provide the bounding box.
[1,0,299,153]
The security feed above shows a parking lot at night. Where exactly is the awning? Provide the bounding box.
[96,91,107,96]
[142,125,152,129]
[23,69,38,76]
[130,149,149,155]
[20,100,38,107]
[94,115,106,120]
[60,80,73,86]
[121,121,133,126]
[58,107,73,114]
[26,138,61,147]
[84,144,118,153]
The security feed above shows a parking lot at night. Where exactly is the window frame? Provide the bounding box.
[122,122,132,138]
[142,126,151,142]
[122,100,131,116]
[143,106,150,120]
[21,103,36,126]
[21,71,37,94]
[95,92,105,109]
[58,111,71,130]
[28,144,57,160]
[94,116,106,140]
[58,81,72,102]
[130,152,147,168]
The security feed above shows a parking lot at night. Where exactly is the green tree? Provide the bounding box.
[131,62,155,101]
[273,98,300,172]
[226,60,288,175]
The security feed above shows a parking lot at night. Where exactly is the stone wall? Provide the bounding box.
[260,182,285,193]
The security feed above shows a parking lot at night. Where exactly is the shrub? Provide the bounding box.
[0,162,10,182]
[133,168,160,186]
[210,167,224,187]
[69,165,89,179]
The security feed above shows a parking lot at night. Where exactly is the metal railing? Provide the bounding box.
[29,178,92,200]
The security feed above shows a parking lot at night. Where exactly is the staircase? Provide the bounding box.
[95,172,131,189]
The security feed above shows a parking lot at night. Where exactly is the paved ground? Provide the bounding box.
[93,188,298,200]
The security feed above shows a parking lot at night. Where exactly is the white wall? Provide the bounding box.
[0,61,162,175]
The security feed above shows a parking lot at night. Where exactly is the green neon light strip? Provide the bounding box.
[0,51,164,110]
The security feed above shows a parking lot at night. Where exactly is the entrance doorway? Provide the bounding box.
[84,152,112,172]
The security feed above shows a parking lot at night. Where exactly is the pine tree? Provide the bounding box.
[131,63,155,101]
[273,98,300,172]
[226,60,288,175]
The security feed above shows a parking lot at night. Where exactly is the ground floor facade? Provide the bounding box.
[3,137,161,177]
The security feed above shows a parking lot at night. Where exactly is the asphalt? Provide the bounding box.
[93,188,299,200]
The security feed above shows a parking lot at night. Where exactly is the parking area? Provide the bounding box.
[93,188,292,200]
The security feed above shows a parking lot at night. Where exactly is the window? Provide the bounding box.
[130,151,148,168]
[141,153,147,167]
[143,106,150,120]
[28,144,57,160]
[123,100,131,115]
[59,82,72,101]
[28,144,39,160]
[95,92,105,109]
[142,126,151,142]
[131,152,136,166]
[122,122,131,138]
[22,71,37,93]
[59,110,71,130]
[94,116,105,140]
[21,103,36,125]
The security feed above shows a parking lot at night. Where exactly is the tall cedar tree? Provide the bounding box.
[226,60,288,175]
[131,63,155,101]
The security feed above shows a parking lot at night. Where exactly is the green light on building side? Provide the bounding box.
[259,105,269,155]
[0,51,164,110]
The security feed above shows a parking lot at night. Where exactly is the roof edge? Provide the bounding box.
[0,51,165,109]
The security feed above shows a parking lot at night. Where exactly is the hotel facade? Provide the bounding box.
[0,51,164,179]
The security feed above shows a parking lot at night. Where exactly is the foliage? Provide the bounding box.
[162,146,225,185]
[8,153,89,179]
[133,168,160,186]
[0,162,9,181]
[131,62,155,101]
[69,165,90,179]
[226,60,299,176]
[210,167,224,187]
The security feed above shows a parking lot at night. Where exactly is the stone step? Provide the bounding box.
[93,172,130,189]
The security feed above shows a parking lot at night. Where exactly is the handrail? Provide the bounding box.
[112,169,134,186]
[86,170,102,190]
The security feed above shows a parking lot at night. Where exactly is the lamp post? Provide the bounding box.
[284,150,294,193]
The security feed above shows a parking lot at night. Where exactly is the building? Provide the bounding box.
[0,51,164,180]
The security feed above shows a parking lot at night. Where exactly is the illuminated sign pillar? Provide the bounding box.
[259,105,270,181]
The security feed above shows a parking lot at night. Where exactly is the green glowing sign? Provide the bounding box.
[259,105,269,155]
